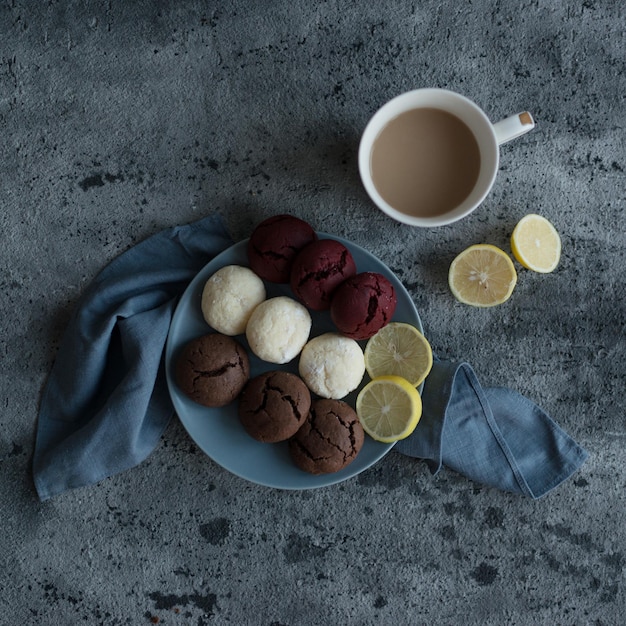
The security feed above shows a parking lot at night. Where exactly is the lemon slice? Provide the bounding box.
[356,375,422,443]
[364,322,433,387]
[511,214,561,273]
[448,244,517,307]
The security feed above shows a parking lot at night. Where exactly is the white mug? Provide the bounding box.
[358,88,535,227]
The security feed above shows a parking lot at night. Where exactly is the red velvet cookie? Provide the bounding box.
[247,214,317,283]
[290,239,357,311]
[330,271,397,340]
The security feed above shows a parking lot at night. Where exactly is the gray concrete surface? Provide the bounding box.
[1,1,624,624]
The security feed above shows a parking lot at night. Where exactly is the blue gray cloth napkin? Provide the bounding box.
[33,214,232,501]
[394,360,588,498]
[33,213,588,500]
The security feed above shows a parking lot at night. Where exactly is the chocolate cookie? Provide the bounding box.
[175,333,250,407]
[288,398,365,474]
[238,371,311,442]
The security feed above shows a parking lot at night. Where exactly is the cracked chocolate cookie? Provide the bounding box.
[175,333,250,408]
[290,239,357,311]
[288,398,365,474]
[238,371,311,443]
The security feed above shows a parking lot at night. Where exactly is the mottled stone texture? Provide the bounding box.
[1,1,624,625]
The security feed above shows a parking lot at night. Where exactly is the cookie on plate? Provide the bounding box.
[201,265,266,336]
[290,239,357,310]
[330,271,397,340]
[247,214,317,283]
[298,332,365,399]
[289,399,365,474]
[175,333,250,407]
[238,371,311,443]
[245,296,312,364]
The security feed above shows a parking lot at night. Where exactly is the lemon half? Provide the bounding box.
[356,375,422,443]
[364,322,433,387]
[448,244,517,307]
[511,214,561,273]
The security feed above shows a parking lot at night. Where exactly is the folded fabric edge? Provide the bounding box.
[529,440,589,499]
[483,385,590,499]
[463,364,535,498]
[33,406,176,502]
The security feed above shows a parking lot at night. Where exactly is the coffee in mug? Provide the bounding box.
[370,107,481,218]
[359,89,535,227]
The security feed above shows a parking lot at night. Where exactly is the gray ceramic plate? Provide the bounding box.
[165,234,423,489]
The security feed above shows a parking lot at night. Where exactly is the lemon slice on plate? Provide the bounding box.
[511,214,561,273]
[356,375,422,443]
[364,322,433,387]
[448,244,517,307]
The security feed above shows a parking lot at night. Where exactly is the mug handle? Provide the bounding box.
[493,112,535,145]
